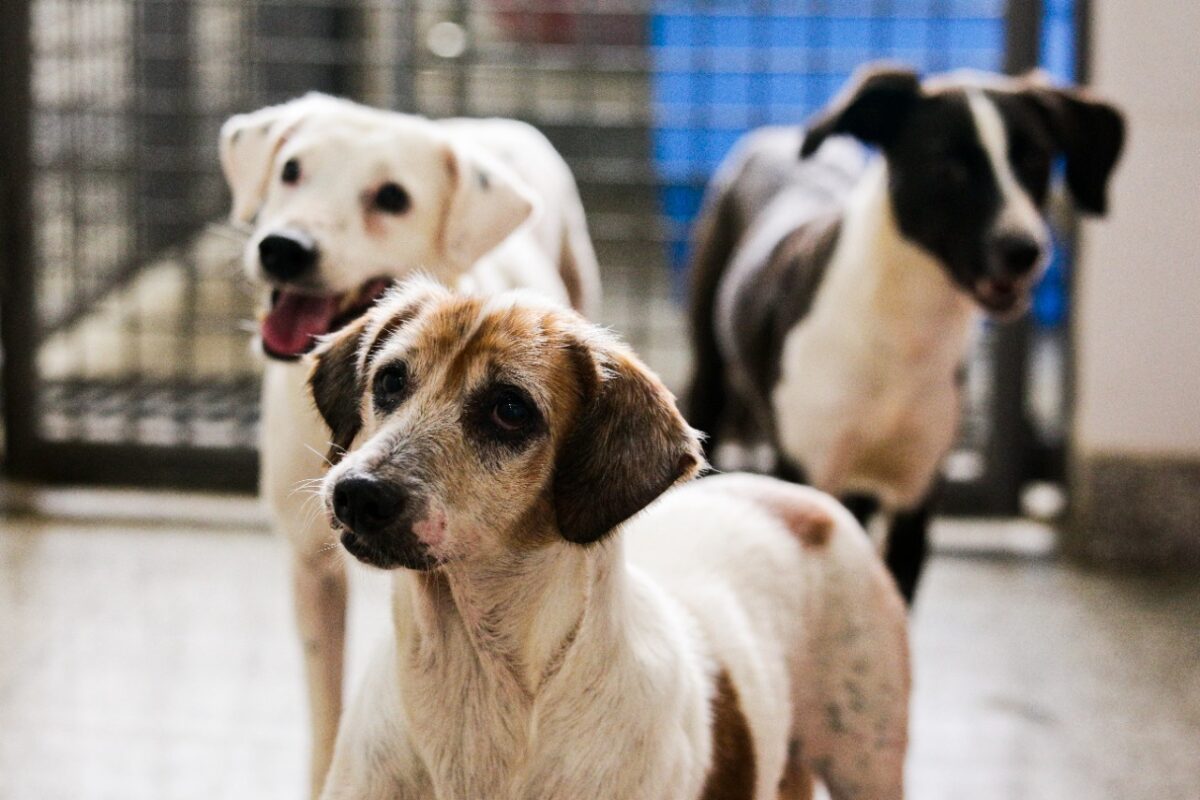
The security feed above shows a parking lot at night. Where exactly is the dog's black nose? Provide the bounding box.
[258,233,317,281]
[993,233,1042,277]
[332,476,403,534]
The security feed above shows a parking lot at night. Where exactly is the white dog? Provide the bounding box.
[307,280,909,800]
[218,93,601,796]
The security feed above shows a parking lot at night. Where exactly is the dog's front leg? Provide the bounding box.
[261,360,351,798]
[292,549,348,799]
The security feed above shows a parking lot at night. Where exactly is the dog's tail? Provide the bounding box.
[684,171,743,457]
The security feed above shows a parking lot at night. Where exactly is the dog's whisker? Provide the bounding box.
[304,443,336,468]
[288,479,325,499]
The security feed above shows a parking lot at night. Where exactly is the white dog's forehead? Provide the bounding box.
[278,124,448,185]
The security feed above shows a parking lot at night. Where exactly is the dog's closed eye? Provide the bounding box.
[374,182,411,214]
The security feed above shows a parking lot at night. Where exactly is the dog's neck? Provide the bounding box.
[828,159,977,363]
[396,530,627,697]
[387,520,709,798]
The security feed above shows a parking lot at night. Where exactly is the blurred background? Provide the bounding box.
[0,1,1196,798]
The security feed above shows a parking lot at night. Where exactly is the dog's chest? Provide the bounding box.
[771,236,976,509]
[394,592,710,800]
[401,644,533,796]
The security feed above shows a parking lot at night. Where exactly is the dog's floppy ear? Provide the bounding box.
[800,63,922,158]
[307,314,370,466]
[553,334,705,545]
[219,93,345,224]
[306,278,446,464]
[1024,83,1126,215]
[440,139,537,271]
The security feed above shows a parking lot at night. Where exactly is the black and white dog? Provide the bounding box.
[686,64,1125,602]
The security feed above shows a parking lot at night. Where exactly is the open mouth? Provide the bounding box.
[260,278,393,360]
[972,277,1030,316]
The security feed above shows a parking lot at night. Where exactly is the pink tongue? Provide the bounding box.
[262,291,342,357]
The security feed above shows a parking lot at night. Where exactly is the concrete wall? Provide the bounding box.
[1068,0,1200,564]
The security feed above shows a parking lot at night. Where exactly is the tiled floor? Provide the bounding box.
[0,498,1197,800]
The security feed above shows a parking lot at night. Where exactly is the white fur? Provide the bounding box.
[771,162,978,510]
[967,91,1052,261]
[220,95,600,315]
[320,474,909,800]
[220,94,601,798]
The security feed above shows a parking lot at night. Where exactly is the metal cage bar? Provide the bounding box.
[1,0,38,476]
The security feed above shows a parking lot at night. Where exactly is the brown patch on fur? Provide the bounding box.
[418,296,481,365]
[779,503,834,549]
[701,669,756,800]
[719,480,836,549]
[365,302,422,362]
[442,305,545,388]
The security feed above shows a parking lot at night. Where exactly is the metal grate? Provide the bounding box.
[2,0,1075,509]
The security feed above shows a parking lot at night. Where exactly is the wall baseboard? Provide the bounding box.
[1067,454,1200,568]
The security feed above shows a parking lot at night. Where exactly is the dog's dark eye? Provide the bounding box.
[374,182,411,214]
[373,362,410,411]
[490,390,534,432]
[281,158,301,185]
[465,384,544,455]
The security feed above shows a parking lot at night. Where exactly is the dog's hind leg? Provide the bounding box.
[292,548,348,799]
[799,531,909,800]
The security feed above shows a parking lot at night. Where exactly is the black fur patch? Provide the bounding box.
[886,90,1007,292]
[309,317,369,465]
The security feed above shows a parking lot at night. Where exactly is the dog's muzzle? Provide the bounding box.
[330,474,438,570]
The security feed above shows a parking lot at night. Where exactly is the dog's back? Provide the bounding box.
[626,473,909,798]
[686,128,865,454]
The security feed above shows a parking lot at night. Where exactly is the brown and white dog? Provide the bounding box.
[686,65,1125,602]
[306,279,909,800]
[218,94,600,795]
